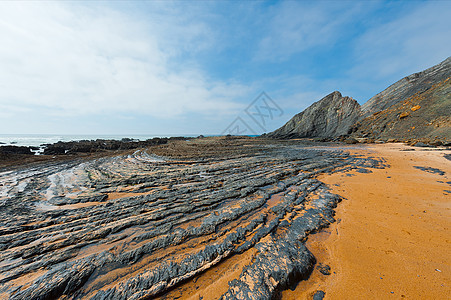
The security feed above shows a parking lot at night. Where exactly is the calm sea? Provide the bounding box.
[0,134,192,147]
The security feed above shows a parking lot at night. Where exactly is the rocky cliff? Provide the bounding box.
[350,77,451,143]
[269,57,450,142]
[267,91,361,138]
[361,56,451,117]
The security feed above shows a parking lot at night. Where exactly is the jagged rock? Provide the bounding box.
[268,91,361,139]
[268,57,450,143]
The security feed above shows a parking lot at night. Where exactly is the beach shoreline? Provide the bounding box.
[284,143,451,299]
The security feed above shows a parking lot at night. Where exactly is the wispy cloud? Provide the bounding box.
[0,2,250,121]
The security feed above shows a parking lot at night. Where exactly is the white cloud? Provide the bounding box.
[0,2,250,121]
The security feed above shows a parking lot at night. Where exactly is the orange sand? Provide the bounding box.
[284,143,451,299]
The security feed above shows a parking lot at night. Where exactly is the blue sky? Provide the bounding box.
[0,0,450,135]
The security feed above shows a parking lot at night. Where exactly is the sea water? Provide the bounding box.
[0,134,189,147]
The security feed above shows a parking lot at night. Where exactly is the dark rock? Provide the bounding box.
[42,137,169,155]
[413,166,445,176]
[317,263,331,275]
[0,138,387,299]
[268,91,361,139]
[356,168,372,173]
[313,290,326,300]
[413,142,432,148]
[0,146,33,155]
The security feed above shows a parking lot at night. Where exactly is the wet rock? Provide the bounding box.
[317,263,331,275]
[413,166,445,176]
[313,290,326,300]
[0,137,386,299]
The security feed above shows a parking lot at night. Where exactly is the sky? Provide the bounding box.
[0,0,450,136]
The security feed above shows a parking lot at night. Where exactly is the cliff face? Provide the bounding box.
[267,91,361,138]
[350,77,451,142]
[269,57,450,142]
[361,57,451,117]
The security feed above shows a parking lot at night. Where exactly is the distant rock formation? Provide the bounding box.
[0,145,33,155]
[267,91,361,138]
[269,56,450,143]
[42,137,175,155]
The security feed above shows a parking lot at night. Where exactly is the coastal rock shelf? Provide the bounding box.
[0,138,385,299]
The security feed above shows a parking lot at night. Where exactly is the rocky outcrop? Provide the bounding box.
[350,77,451,143]
[0,137,386,299]
[42,137,175,155]
[268,56,451,142]
[361,56,451,117]
[267,91,361,139]
[0,146,33,155]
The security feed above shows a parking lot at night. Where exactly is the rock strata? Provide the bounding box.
[350,77,451,143]
[268,57,451,143]
[267,91,361,139]
[361,57,451,117]
[0,137,385,299]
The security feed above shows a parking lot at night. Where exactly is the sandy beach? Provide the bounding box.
[284,143,451,299]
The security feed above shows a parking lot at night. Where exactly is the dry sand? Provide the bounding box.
[284,143,451,299]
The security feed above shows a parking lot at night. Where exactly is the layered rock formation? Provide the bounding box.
[361,56,451,117]
[269,56,451,143]
[350,77,451,143]
[0,137,385,299]
[267,91,361,139]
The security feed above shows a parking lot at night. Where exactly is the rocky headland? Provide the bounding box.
[268,56,451,145]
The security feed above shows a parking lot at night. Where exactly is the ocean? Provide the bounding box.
[0,134,189,147]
